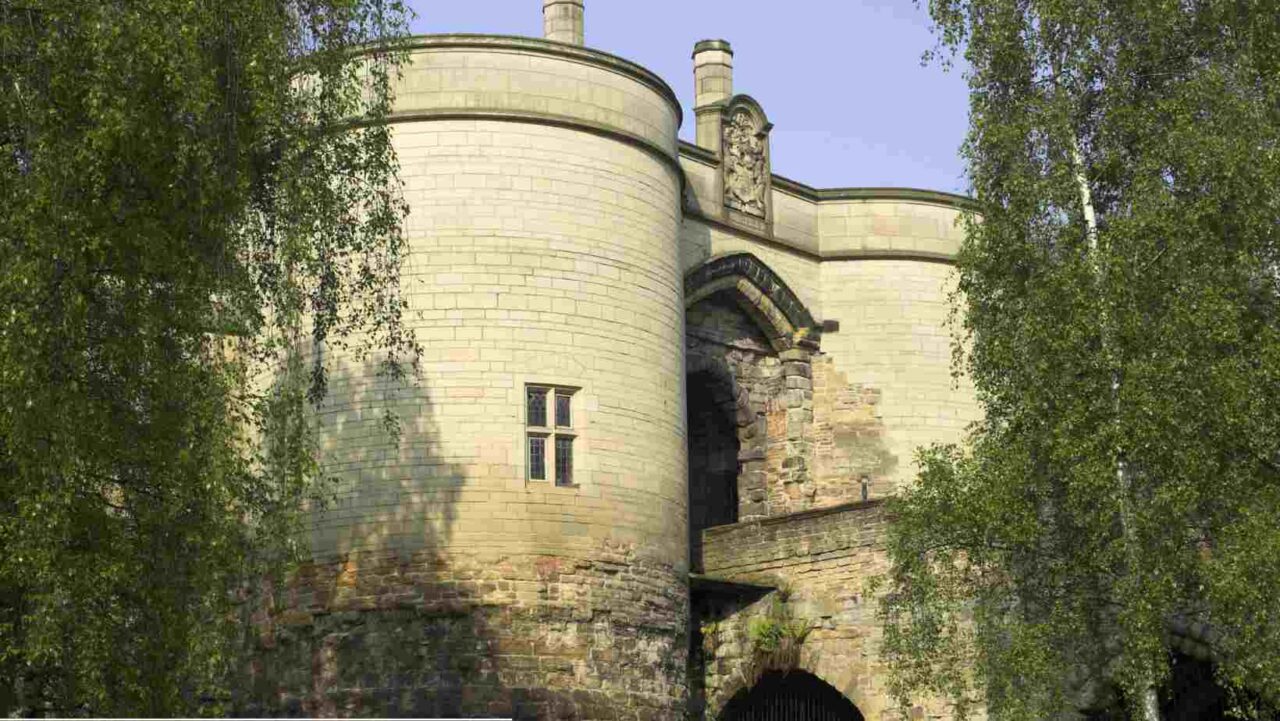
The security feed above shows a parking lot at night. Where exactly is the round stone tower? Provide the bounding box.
[259,4,690,718]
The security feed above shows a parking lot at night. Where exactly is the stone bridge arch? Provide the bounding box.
[714,667,864,721]
[1068,618,1275,719]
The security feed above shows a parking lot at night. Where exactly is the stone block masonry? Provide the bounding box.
[251,5,983,717]
[699,501,898,720]
[244,544,687,719]
[253,32,694,719]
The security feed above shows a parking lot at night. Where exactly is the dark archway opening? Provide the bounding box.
[720,670,864,721]
[687,370,739,572]
[1085,653,1279,721]
[1163,653,1233,721]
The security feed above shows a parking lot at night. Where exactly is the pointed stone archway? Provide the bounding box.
[684,252,824,531]
[683,252,821,353]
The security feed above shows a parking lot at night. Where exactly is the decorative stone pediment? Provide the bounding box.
[721,95,773,222]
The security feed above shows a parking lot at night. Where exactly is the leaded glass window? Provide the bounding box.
[527,388,547,428]
[555,436,573,486]
[526,384,578,486]
[555,392,571,428]
[528,435,546,481]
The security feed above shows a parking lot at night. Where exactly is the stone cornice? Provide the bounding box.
[692,39,734,56]
[678,139,720,166]
[772,174,978,211]
[386,108,683,180]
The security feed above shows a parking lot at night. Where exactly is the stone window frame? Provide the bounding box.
[524,383,580,487]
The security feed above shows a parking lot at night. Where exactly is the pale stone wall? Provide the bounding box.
[815,200,976,497]
[679,154,721,221]
[771,187,821,255]
[817,255,976,497]
[318,117,687,559]
[254,37,692,719]
[698,502,897,720]
[818,198,965,259]
[393,36,680,159]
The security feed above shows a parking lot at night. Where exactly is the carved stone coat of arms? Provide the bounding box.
[723,110,767,218]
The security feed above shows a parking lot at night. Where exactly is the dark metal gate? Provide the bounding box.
[719,670,864,721]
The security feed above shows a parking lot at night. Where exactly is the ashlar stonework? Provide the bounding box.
[248,2,980,719]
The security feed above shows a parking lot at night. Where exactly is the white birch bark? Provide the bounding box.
[1070,134,1162,721]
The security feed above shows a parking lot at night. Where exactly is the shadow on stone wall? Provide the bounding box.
[234,354,504,717]
[234,354,689,719]
[687,367,742,573]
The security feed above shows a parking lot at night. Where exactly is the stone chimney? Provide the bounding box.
[692,39,733,151]
[543,0,584,45]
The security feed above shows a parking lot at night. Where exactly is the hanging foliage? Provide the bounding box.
[0,0,416,714]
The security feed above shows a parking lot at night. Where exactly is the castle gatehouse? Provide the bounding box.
[253,3,977,718]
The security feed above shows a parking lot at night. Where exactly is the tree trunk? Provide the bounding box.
[1070,135,1163,721]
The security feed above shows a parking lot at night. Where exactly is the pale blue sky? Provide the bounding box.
[404,1,970,194]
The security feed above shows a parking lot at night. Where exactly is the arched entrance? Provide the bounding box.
[687,368,740,571]
[683,253,823,569]
[1163,653,1232,721]
[720,670,864,721]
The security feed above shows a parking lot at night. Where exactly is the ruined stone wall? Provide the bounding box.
[810,356,896,507]
[685,295,898,527]
[686,292,835,528]
[698,501,949,721]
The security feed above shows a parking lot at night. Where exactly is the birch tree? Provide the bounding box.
[0,0,415,715]
[880,1,1280,719]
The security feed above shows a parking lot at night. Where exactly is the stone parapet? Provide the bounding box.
[392,35,682,161]
[701,499,888,581]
